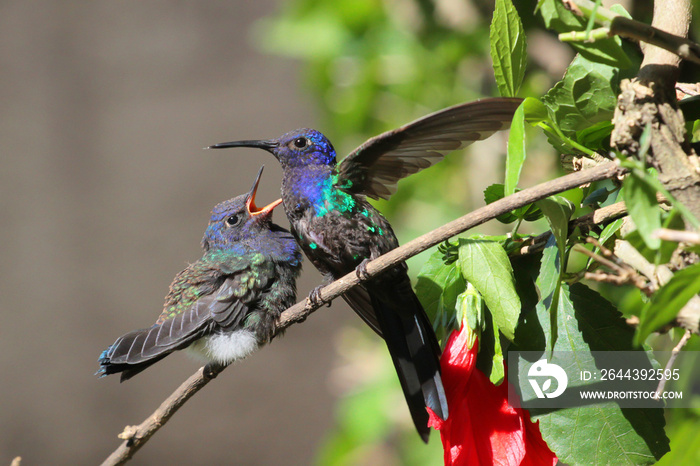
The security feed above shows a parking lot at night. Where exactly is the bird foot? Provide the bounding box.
[307,285,331,308]
[203,362,226,380]
[355,259,372,281]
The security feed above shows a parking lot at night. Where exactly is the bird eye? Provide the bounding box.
[293,137,309,149]
[226,214,242,227]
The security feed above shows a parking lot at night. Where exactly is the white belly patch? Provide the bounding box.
[188,330,259,364]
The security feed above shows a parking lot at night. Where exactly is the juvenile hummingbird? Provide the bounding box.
[97,167,302,381]
[208,98,522,441]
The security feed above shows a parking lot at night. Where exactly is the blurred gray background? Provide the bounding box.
[1,2,349,464]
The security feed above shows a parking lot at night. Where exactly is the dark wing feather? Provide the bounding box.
[336,97,522,200]
[341,286,382,337]
[97,275,251,381]
[208,276,252,329]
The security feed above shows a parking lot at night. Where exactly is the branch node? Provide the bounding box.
[117,425,139,442]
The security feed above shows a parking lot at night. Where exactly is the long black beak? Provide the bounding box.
[246,165,282,217]
[207,139,279,152]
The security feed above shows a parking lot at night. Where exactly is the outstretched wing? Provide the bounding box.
[97,272,254,381]
[335,98,522,200]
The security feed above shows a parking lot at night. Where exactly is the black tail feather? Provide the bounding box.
[365,275,448,442]
[96,325,199,381]
[97,353,170,382]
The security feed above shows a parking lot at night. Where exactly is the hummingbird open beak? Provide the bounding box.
[246,166,282,217]
[207,139,279,153]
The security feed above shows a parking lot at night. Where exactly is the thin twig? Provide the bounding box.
[574,242,624,273]
[610,16,700,65]
[574,238,653,295]
[560,0,700,64]
[101,161,625,465]
[654,329,692,399]
[652,228,700,244]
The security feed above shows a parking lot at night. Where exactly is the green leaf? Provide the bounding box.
[586,217,624,268]
[520,97,592,154]
[438,267,467,333]
[487,307,505,385]
[484,183,542,224]
[460,283,483,336]
[635,263,700,345]
[656,420,700,466]
[534,236,562,351]
[623,172,662,250]
[576,120,614,150]
[542,53,620,136]
[536,235,562,303]
[522,96,549,125]
[515,284,670,464]
[536,195,575,261]
[522,203,544,222]
[505,103,526,196]
[490,0,527,97]
[416,249,458,317]
[538,0,632,68]
[484,184,517,223]
[458,282,506,385]
[457,239,520,340]
[581,187,610,207]
[509,253,545,351]
[618,156,700,229]
[416,249,465,343]
[599,217,624,246]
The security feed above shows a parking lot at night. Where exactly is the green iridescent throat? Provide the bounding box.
[314,174,356,217]
[311,175,384,236]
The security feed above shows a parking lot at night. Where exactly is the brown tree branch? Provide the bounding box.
[101,161,625,465]
[605,0,700,337]
[611,0,700,225]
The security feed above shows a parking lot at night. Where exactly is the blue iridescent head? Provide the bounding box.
[202,166,283,251]
[208,128,337,169]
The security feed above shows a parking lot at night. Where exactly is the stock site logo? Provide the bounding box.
[528,359,568,398]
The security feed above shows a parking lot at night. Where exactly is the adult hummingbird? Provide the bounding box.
[208,98,522,441]
[97,167,302,381]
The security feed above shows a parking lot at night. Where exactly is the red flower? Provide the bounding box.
[428,327,557,466]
